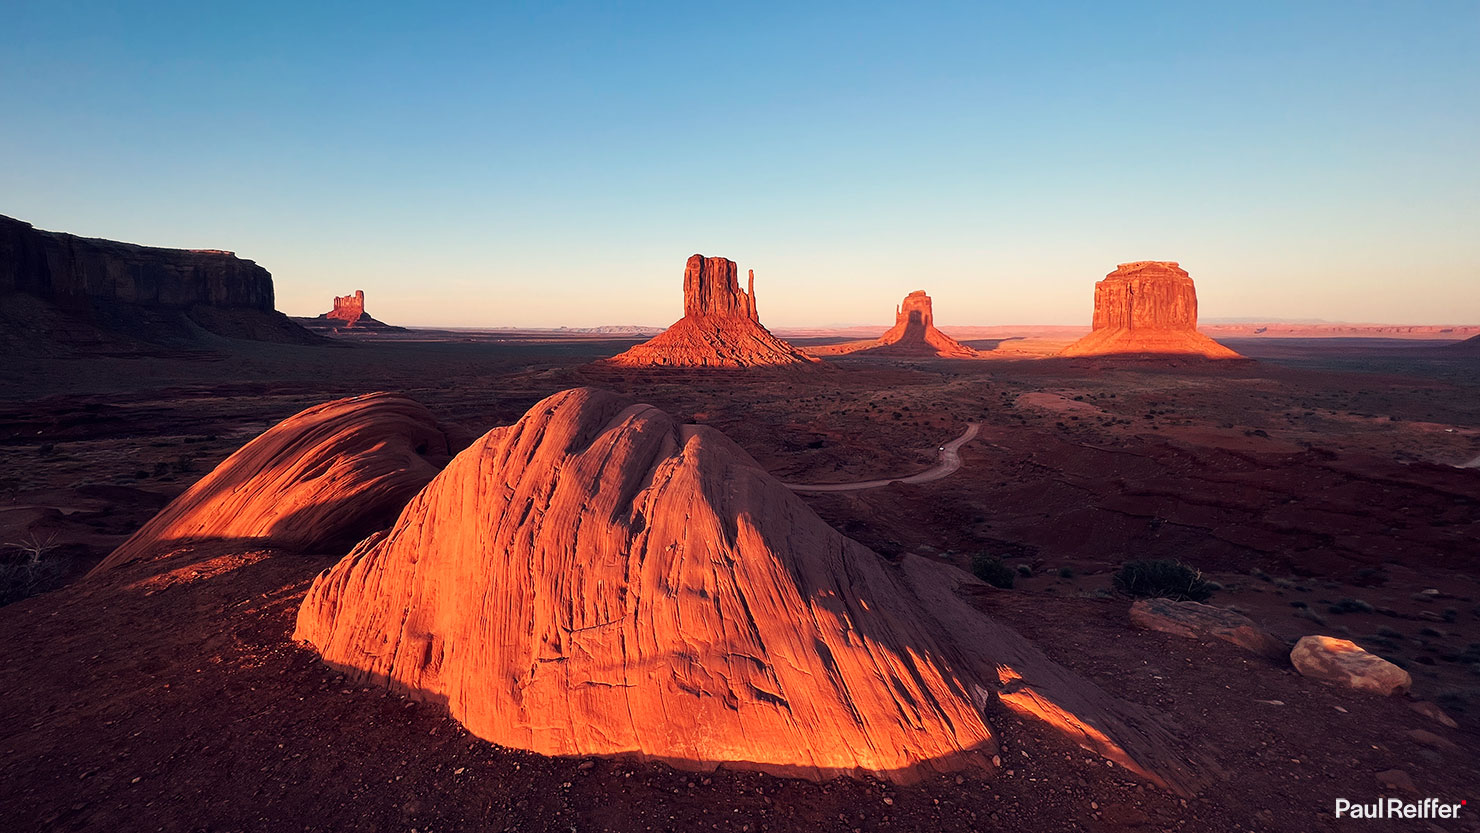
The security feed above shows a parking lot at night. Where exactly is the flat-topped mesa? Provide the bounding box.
[604,254,818,368]
[0,213,318,346]
[1061,261,1242,359]
[1,214,274,312]
[327,290,366,327]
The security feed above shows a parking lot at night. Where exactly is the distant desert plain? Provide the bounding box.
[1,216,1477,833]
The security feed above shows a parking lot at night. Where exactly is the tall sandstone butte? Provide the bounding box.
[604,254,817,367]
[296,387,1204,790]
[0,213,316,344]
[1060,261,1241,358]
[856,290,979,357]
[326,290,366,326]
[300,289,405,333]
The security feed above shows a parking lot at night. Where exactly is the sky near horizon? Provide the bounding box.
[2,2,1477,327]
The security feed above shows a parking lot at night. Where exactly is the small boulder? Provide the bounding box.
[1375,769,1418,794]
[1129,598,1285,658]
[1407,700,1459,729]
[1406,729,1457,751]
[1290,636,1411,696]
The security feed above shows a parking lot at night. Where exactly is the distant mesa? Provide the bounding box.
[296,387,1203,789]
[0,213,319,350]
[604,254,819,367]
[1059,261,1242,359]
[297,289,406,334]
[92,392,448,574]
[819,290,979,358]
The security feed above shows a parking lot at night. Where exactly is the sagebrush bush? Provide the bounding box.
[971,554,1015,590]
[1112,559,1214,602]
[0,535,65,607]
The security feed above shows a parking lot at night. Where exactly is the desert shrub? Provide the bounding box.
[971,555,1015,590]
[1015,563,1033,577]
[1328,598,1374,615]
[0,535,66,606]
[1112,559,1214,602]
[1057,566,1075,579]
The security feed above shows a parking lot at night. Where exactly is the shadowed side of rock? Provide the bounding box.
[296,387,1206,790]
[0,213,319,347]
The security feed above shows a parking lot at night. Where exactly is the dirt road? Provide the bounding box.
[784,423,980,492]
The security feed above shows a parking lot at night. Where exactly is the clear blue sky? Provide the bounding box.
[2,1,1476,327]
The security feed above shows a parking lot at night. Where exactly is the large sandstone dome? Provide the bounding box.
[295,388,1200,788]
[93,393,448,573]
[1060,262,1242,359]
[604,255,818,368]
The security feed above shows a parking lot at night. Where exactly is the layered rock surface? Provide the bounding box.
[296,387,1202,788]
[1060,262,1241,359]
[0,213,317,346]
[93,393,448,573]
[605,255,817,367]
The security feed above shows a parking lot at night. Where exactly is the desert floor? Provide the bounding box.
[1,332,1476,833]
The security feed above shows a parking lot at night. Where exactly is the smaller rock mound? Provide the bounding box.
[604,255,818,368]
[92,393,448,573]
[1060,262,1241,359]
[1130,598,1285,659]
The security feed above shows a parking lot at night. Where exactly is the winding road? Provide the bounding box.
[783,423,980,492]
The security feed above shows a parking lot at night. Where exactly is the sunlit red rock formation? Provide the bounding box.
[1059,262,1241,358]
[327,290,366,327]
[296,387,1203,789]
[93,393,448,573]
[299,289,405,333]
[828,290,979,358]
[605,255,817,367]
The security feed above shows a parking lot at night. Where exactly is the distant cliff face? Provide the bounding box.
[0,214,318,349]
[0,214,275,312]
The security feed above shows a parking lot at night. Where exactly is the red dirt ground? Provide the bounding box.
[2,332,1477,832]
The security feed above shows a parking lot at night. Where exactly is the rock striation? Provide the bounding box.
[296,387,1204,789]
[93,393,448,574]
[604,255,817,368]
[1059,262,1241,358]
[0,213,317,346]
